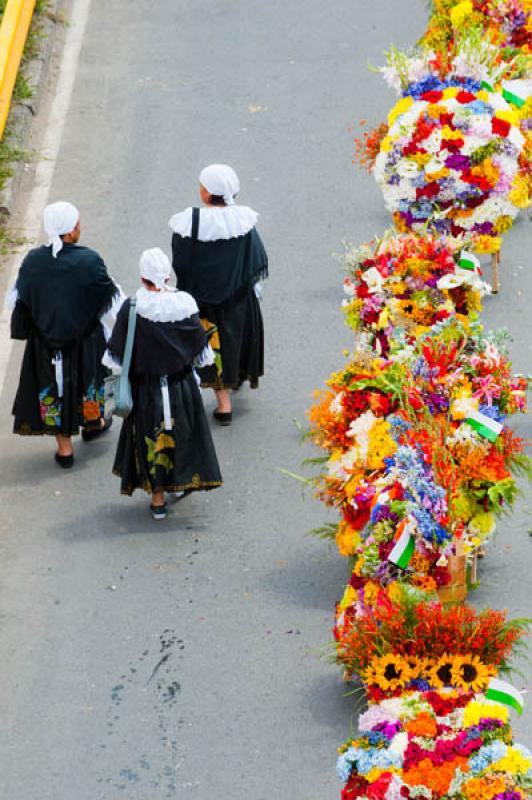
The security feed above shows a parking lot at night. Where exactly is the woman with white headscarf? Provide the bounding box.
[10,201,123,467]
[104,248,222,520]
[169,164,268,426]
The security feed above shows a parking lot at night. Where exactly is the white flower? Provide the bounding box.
[362,266,386,294]
[388,732,409,758]
[329,392,344,415]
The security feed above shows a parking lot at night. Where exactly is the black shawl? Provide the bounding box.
[171,208,268,306]
[108,299,207,377]
[14,244,118,349]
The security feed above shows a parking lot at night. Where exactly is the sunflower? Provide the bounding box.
[428,654,455,689]
[451,655,494,692]
[406,656,431,680]
[364,654,413,692]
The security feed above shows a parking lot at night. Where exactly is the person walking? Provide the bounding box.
[10,201,123,468]
[169,164,268,426]
[104,248,222,520]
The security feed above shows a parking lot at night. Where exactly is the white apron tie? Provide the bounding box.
[52,351,64,398]
[160,376,172,431]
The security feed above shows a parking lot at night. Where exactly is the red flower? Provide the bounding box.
[342,775,369,800]
[456,90,477,104]
[492,117,511,137]
[367,773,393,800]
[422,90,443,103]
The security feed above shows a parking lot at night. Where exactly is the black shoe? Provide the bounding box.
[213,410,232,426]
[55,452,74,469]
[82,417,113,442]
[150,503,168,520]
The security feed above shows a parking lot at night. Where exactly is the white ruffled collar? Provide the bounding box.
[135,286,198,323]
[168,205,258,242]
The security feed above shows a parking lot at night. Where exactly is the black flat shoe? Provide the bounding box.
[55,452,74,469]
[82,417,113,442]
[213,410,232,426]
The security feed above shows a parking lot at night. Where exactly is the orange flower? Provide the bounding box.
[404,711,438,738]
[404,757,468,796]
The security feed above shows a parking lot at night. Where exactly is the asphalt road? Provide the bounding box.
[0,1,530,798]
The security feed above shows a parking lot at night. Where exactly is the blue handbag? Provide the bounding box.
[104,298,137,419]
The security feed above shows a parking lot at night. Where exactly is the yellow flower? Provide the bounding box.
[443,86,460,99]
[388,96,414,127]
[509,174,530,209]
[380,135,393,154]
[386,581,404,605]
[425,168,450,182]
[441,125,464,140]
[495,110,519,127]
[463,700,508,727]
[494,215,514,234]
[428,654,455,688]
[339,584,356,610]
[336,521,360,557]
[474,235,501,254]
[364,654,413,691]
[491,746,532,775]
[364,581,379,607]
[451,386,478,420]
[469,512,496,539]
[450,0,473,28]
[451,655,493,692]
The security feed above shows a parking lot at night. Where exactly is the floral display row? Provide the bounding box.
[301,2,532,798]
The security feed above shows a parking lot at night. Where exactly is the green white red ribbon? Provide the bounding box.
[502,79,532,110]
[465,410,502,443]
[388,527,415,570]
[485,678,524,715]
[459,251,481,273]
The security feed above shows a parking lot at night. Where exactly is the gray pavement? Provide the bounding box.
[0,0,530,797]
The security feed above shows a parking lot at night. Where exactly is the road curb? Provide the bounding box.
[0,0,62,219]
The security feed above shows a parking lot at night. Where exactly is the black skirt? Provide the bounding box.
[12,325,109,436]
[197,287,264,390]
[112,369,223,496]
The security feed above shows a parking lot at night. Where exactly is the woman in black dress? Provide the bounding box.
[105,248,222,520]
[169,164,268,426]
[10,201,122,468]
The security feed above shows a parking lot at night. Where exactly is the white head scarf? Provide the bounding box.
[199,164,240,206]
[139,247,172,290]
[43,201,80,258]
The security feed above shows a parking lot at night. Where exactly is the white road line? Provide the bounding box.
[0,0,93,397]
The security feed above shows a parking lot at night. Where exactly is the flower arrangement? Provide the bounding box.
[341,232,486,355]
[374,80,525,251]
[334,597,529,695]
[337,688,532,800]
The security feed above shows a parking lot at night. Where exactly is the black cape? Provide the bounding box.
[108,299,207,376]
[171,219,268,306]
[15,243,118,349]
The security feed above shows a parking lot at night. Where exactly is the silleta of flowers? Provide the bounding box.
[341,231,486,354]
[337,689,532,800]
[334,599,529,697]
[374,73,526,252]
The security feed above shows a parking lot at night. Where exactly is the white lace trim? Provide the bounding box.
[99,281,126,341]
[135,286,198,323]
[168,205,258,242]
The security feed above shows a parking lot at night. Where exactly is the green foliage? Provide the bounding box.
[307,523,338,541]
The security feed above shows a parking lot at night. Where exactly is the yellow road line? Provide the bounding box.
[0,0,37,139]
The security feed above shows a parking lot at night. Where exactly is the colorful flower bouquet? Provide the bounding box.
[342,233,486,355]
[337,687,532,800]
[374,78,526,251]
[421,0,532,57]
[334,597,529,696]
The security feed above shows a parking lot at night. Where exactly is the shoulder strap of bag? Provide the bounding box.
[120,297,137,378]
[190,207,200,267]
